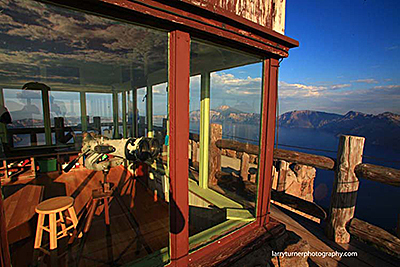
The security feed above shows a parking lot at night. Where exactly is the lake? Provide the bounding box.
[190,121,400,233]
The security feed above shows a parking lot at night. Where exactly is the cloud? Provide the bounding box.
[330,84,351,89]
[386,45,399,51]
[373,85,400,89]
[351,79,378,84]
[278,82,400,115]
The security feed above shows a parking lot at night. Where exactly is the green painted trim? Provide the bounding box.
[42,88,52,145]
[188,179,242,209]
[112,91,119,138]
[80,92,87,131]
[189,219,249,251]
[146,85,153,137]
[123,247,169,267]
[226,208,254,221]
[122,91,127,138]
[199,72,210,189]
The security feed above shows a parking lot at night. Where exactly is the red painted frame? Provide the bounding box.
[168,30,190,266]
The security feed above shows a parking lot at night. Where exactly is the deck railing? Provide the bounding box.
[189,123,400,258]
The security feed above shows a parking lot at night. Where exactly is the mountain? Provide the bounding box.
[190,105,260,124]
[279,110,400,149]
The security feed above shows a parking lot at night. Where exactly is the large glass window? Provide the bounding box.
[3,88,45,146]
[1,0,169,266]
[188,40,263,250]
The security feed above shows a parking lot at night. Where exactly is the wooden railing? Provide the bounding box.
[189,123,400,258]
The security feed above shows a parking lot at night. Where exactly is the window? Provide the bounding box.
[188,40,263,250]
[1,0,169,265]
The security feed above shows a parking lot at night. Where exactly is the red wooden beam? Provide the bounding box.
[256,58,279,226]
[168,30,190,266]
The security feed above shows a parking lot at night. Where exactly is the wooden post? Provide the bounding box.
[146,85,153,138]
[240,152,250,181]
[30,132,37,146]
[209,123,222,186]
[93,116,101,134]
[162,118,168,136]
[276,160,289,192]
[191,141,198,164]
[122,91,127,138]
[112,91,119,139]
[139,116,145,137]
[326,135,365,243]
[80,92,87,132]
[42,87,52,145]
[132,89,138,138]
[54,117,65,144]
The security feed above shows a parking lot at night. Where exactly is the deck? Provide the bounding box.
[270,204,400,267]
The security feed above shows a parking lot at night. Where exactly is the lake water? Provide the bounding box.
[190,121,400,233]
[277,127,400,233]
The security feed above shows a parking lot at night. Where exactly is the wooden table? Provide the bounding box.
[4,185,43,244]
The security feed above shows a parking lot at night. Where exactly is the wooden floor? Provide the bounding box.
[2,166,169,267]
[270,204,400,267]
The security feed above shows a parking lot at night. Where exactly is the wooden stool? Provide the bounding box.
[83,189,113,233]
[34,196,79,251]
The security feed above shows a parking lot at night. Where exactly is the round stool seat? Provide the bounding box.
[35,196,74,214]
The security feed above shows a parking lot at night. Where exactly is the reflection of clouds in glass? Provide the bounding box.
[0,0,167,88]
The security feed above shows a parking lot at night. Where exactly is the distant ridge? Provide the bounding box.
[279,110,400,149]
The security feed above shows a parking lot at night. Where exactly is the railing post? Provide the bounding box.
[54,117,64,144]
[209,123,222,186]
[93,116,101,134]
[326,135,365,243]
[276,160,289,192]
[240,152,250,181]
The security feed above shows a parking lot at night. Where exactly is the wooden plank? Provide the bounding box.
[349,218,400,259]
[216,139,336,170]
[270,204,392,267]
[355,163,400,187]
[274,148,335,170]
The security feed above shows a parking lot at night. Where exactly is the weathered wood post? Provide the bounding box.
[276,160,289,192]
[93,116,101,134]
[326,135,365,243]
[191,141,198,164]
[54,117,65,144]
[209,123,222,186]
[240,152,250,181]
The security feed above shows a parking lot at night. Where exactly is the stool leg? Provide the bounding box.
[59,211,67,237]
[104,198,110,225]
[49,213,57,250]
[84,199,98,233]
[67,207,79,229]
[34,214,45,249]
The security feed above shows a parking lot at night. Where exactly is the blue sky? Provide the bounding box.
[1,0,399,118]
[277,0,400,115]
